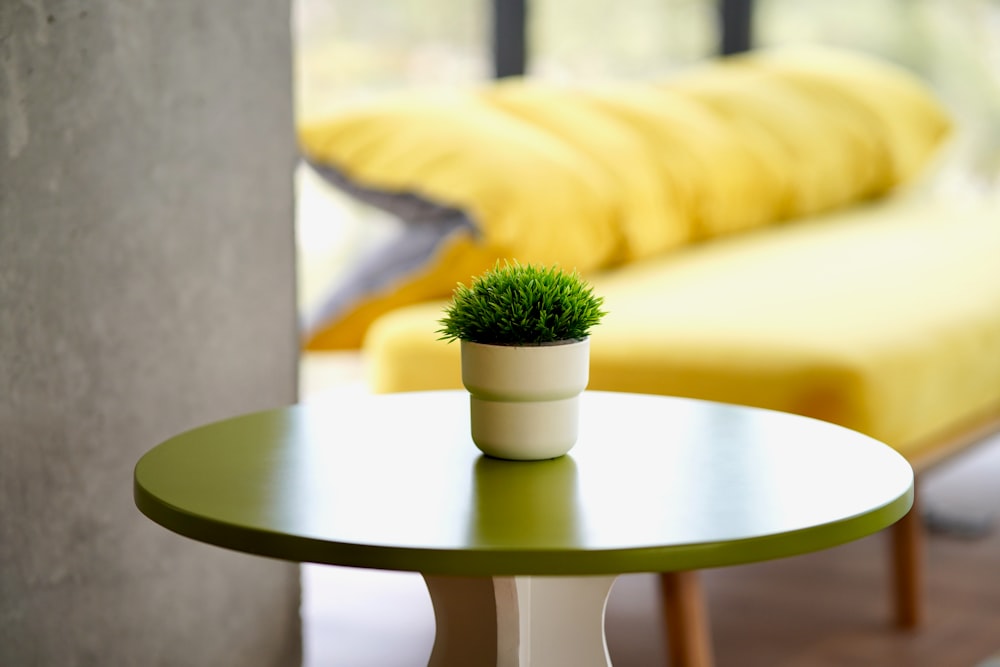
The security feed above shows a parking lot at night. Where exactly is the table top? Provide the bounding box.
[134,390,913,576]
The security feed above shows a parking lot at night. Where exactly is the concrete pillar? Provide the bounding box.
[1,2,302,665]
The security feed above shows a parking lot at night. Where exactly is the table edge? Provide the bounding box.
[134,470,913,576]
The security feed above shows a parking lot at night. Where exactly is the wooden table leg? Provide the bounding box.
[424,574,619,666]
[660,570,714,667]
[891,492,924,629]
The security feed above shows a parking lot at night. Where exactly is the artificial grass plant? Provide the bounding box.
[438,261,606,345]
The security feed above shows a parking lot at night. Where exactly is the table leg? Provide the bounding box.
[660,571,714,667]
[891,494,924,628]
[424,574,619,666]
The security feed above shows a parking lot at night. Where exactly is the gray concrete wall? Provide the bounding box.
[1,2,302,665]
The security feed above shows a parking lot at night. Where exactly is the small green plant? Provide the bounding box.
[438,261,607,345]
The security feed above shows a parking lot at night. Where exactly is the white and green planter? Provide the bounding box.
[461,338,590,461]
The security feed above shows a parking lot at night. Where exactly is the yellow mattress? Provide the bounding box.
[363,194,1000,460]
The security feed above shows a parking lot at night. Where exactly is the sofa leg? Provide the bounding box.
[660,570,714,667]
[891,491,924,629]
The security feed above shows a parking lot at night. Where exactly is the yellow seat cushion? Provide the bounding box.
[299,90,622,271]
[363,194,1000,460]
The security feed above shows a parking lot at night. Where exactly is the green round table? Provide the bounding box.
[134,390,913,667]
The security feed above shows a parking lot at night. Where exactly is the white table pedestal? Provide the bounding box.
[424,574,619,666]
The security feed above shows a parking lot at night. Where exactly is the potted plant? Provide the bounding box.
[438,261,606,460]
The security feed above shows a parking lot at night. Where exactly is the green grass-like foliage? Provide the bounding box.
[438,261,607,345]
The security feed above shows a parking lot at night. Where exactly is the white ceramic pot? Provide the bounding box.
[460,338,590,460]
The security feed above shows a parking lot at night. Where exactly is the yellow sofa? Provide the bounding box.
[298,45,1000,663]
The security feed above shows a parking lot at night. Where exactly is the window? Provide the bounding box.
[294,0,489,122]
[531,0,716,81]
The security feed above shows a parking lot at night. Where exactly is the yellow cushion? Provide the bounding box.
[750,46,954,187]
[574,83,790,240]
[664,61,878,222]
[299,90,621,270]
[300,46,951,350]
[299,90,620,350]
[482,82,690,260]
[363,195,1000,460]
